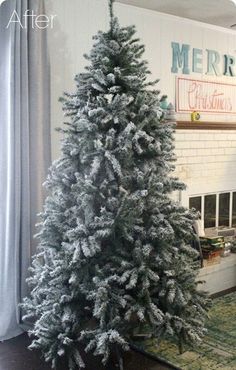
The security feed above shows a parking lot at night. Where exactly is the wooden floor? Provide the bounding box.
[0,334,172,370]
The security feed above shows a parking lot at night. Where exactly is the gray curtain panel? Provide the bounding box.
[0,0,51,340]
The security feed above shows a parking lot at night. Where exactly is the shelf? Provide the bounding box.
[198,254,236,294]
[176,121,236,130]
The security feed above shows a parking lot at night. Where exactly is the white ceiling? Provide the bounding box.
[116,0,236,29]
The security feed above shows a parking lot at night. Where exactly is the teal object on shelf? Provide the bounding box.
[160,97,168,110]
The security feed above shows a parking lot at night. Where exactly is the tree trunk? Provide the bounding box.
[178,337,184,355]
[115,345,124,370]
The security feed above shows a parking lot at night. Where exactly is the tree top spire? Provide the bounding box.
[109,0,115,30]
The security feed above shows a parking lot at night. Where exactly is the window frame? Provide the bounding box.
[189,190,236,230]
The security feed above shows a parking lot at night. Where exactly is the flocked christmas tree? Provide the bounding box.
[23,1,210,369]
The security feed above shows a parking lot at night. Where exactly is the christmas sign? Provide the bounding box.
[176,77,236,114]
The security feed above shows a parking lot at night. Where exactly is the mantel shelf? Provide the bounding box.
[176,121,236,130]
[198,254,236,295]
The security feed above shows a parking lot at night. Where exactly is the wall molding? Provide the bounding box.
[176,121,236,130]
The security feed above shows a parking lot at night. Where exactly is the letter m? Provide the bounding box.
[171,42,190,74]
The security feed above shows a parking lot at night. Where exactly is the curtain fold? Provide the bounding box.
[0,0,51,341]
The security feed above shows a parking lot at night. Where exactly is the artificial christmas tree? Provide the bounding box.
[23,1,210,369]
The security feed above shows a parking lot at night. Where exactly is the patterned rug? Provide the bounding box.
[136,292,236,369]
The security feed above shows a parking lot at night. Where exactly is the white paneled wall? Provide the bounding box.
[45,0,236,203]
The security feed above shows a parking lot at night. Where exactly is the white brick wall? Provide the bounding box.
[174,130,236,206]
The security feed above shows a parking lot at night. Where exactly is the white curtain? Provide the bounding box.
[0,0,51,340]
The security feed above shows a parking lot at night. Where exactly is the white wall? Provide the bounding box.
[175,130,236,206]
[45,0,236,205]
